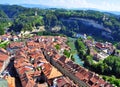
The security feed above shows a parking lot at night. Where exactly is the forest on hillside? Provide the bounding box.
[0,5,120,41]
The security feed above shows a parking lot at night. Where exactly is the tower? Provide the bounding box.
[35,11,37,16]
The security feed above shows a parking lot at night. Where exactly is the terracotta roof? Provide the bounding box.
[56,77,73,87]
[0,48,9,55]
[9,42,24,48]
[26,41,40,48]
[90,75,99,83]
[8,36,113,87]
[96,43,105,49]
[75,71,85,80]
[0,62,3,70]
[18,68,41,87]
[95,42,113,50]
[0,52,9,62]
[48,66,62,79]
[4,76,15,87]
[42,63,52,77]
[18,67,33,75]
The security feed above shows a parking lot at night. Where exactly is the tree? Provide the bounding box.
[0,27,4,35]
[71,55,75,61]
[103,56,120,77]
[63,49,71,58]
[85,55,93,66]
[116,42,120,50]
[76,38,87,58]
[87,36,93,41]
[55,44,60,50]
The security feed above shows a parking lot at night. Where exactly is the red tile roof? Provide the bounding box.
[8,36,113,87]
[9,42,24,48]
[0,52,9,62]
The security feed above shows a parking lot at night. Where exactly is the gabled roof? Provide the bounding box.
[48,66,62,79]
[0,51,9,62]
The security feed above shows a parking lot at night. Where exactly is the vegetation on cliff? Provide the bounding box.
[0,5,120,41]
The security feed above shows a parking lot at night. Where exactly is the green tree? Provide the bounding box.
[76,38,87,58]
[55,44,60,50]
[63,49,71,58]
[116,42,120,49]
[87,36,93,41]
[85,55,93,66]
[0,27,4,35]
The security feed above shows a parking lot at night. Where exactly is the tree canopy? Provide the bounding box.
[1,5,120,40]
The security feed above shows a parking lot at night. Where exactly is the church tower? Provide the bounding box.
[35,11,38,16]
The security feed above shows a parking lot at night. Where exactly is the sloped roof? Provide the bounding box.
[48,66,62,79]
[0,52,9,62]
[4,76,15,87]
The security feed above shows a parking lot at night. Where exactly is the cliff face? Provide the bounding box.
[0,4,120,40]
[61,18,111,32]
[58,17,112,39]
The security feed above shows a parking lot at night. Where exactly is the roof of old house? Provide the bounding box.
[28,51,41,59]
[0,62,3,70]
[8,36,113,87]
[9,42,24,48]
[42,63,52,77]
[0,48,9,55]
[56,77,72,87]
[53,53,61,61]
[18,67,33,74]
[26,41,40,48]
[4,76,15,87]
[20,73,31,87]
[96,42,105,49]
[95,42,113,50]
[0,51,9,62]
[15,51,27,58]
[14,57,28,64]
[48,66,62,79]
[90,75,99,83]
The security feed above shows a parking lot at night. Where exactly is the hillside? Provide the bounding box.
[0,5,120,41]
[0,9,10,35]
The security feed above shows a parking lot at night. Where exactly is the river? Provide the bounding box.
[67,37,84,66]
[73,54,84,66]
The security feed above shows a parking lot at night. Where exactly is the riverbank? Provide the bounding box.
[67,37,84,66]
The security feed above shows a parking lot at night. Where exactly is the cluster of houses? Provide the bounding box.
[40,37,113,87]
[6,36,78,87]
[0,48,15,87]
[0,35,114,87]
[85,39,115,61]
[75,33,116,61]
[0,33,19,42]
